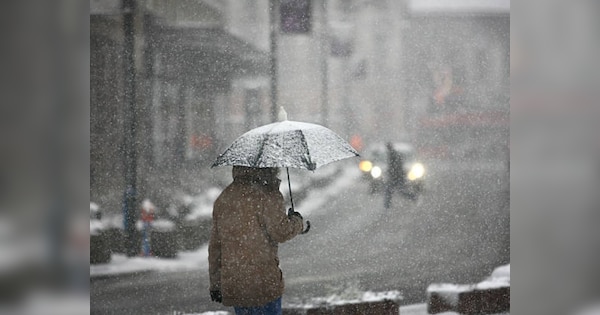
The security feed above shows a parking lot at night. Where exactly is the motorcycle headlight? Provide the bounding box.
[371,166,382,179]
[359,160,373,172]
[407,163,425,181]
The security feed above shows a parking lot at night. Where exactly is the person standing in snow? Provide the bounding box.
[209,166,304,315]
[140,199,155,256]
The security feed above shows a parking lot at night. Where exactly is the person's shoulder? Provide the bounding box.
[214,185,237,203]
[263,188,284,203]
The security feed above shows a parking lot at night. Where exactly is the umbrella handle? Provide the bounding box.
[287,168,310,234]
[301,220,310,234]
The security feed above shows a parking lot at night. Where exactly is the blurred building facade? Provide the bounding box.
[90,0,509,213]
[91,0,271,212]
[402,0,510,160]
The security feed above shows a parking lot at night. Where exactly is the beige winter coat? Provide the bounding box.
[208,167,304,307]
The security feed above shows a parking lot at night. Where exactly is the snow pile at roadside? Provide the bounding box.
[426,264,510,315]
[398,303,489,315]
[427,263,510,296]
[477,264,510,290]
[285,290,402,309]
[90,244,209,277]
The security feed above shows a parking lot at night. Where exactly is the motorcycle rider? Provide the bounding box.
[384,142,406,209]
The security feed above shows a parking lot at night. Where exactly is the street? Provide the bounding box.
[90,160,509,314]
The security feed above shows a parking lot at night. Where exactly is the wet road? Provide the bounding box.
[90,160,509,314]
[280,160,510,305]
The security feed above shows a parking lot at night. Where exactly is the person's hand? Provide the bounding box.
[210,290,222,303]
[288,208,303,220]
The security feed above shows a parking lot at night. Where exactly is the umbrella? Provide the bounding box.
[212,109,359,233]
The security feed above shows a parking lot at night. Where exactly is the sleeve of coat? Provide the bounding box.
[208,209,221,291]
[260,192,304,243]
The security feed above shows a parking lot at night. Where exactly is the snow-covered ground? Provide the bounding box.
[90,165,359,278]
[90,165,511,314]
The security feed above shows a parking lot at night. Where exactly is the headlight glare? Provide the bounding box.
[371,166,382,178]
[359,160,373,172]
[407,163,425,181]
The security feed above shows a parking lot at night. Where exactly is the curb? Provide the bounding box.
[90,269,154,281]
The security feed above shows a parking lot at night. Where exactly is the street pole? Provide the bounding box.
[319,0,329,126]
[343,57,350,137]
[269,0,278,123]
[122,0,138,257]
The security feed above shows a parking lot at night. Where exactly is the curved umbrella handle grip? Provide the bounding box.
[301,220,310,234]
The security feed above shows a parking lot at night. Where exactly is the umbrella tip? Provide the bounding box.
[278,106,288,121]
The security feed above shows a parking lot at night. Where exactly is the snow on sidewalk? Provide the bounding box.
[90,244,209,277]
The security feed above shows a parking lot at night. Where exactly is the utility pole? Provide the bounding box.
[319,0,329,126]
[122,0,138,257]
[269,0,279,122]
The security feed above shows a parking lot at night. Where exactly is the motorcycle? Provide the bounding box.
[358,142,425,200]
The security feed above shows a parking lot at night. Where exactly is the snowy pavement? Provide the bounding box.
[90,165,360,279]
[90,164,510,314]
[175,302,503,315]
[90,247,487,314]
[90,245,209,278]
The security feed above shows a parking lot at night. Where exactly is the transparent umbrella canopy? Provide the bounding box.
[212,120,359,171]
[212,114,359,234]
